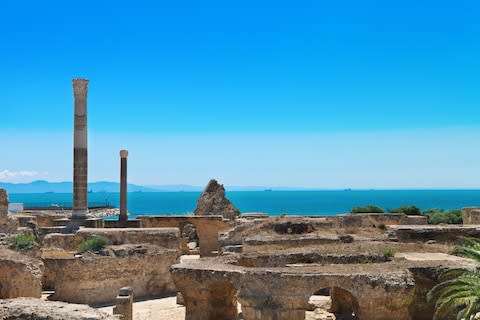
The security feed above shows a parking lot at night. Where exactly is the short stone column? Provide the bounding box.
[72,78,89,219]
[113,287,133,320]
[0,189,8,217]
[119,150,128,223]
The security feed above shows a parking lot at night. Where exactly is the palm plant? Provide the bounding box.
[427,237,480,320]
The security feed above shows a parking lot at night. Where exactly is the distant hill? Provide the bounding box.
[0,180,157,194]
[0,180,309,193]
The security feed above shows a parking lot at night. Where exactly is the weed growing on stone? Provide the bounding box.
[9,234,39,251]
[79,235,107,252]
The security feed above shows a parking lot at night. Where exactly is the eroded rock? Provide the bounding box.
[0,298,117,320]
[194,179,240,220]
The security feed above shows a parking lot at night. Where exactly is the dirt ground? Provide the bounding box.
[95,295,341,320]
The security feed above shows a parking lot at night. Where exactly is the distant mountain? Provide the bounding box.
[0,180,311,193]
[0,180,157,194]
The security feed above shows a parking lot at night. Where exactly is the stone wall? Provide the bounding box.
[42,228,182,251]
[392,225,480,243]
[462,207,480,224]
[47,245,179,305]
[329,213,427,228]
[137,216,232,256]
[0,249,43,299]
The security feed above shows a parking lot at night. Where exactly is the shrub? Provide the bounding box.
[389,205,421,216]
[79,235,107,252]
[383,247,396,259]
[423,208,462,225]
[377,223,387,231]
[351,205,384,214]
[9,234,39,251]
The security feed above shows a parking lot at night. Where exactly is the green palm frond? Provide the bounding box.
[428,238,480,320]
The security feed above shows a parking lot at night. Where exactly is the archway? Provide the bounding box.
[208,281,243,320]
[306,287,359,320]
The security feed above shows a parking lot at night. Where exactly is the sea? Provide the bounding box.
[8,190,480,219]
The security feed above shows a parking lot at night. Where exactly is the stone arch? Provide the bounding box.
[306,286,359,320]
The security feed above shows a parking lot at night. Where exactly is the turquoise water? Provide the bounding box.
[8,190,480,218]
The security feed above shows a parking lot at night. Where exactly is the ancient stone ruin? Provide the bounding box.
[194,179,240,220]
[2,79,480,320]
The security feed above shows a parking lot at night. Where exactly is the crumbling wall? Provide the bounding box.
[0,249,43,299]
[47,245,179,305]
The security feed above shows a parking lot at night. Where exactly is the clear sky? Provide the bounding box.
[1,0,479,188]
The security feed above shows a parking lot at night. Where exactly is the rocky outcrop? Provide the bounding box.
[194,179,240,220]
[0,298,118,320]
[0,249,43,298]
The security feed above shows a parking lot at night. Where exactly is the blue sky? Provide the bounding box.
[0,0,479,188]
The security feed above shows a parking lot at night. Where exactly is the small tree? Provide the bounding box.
[389,205,421,216]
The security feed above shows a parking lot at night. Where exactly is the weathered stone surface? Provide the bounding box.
[171,249,475,320]
[391,225,480,243]
[330,213,427,228]
[194,179,240,220]
[0,249,43,298]
[46,244,180,305]
[0,298,117,320]
[462,207,480,224]
[113,287,133,320]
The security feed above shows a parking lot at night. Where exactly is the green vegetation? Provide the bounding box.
[389,205,421,216]
[351,205,384,214]
[79,235,107,252]
[377,223,387,230]
[427,237,480,319]
[9,234,39,251]
[383,247,396,259]
[423,208,462,225]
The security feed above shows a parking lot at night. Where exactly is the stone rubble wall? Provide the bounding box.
[47,246,180,305]
[43,227,182,252]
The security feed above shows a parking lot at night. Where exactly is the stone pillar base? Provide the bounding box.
[113,287,133,320]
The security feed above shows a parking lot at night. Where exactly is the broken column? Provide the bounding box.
[113,287,133,320]
[119,150,128,222]
[72,79,89,220]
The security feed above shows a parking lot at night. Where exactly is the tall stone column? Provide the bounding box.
[0,189,8,217]
[72,79,89,219]
[119,150,128,222]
